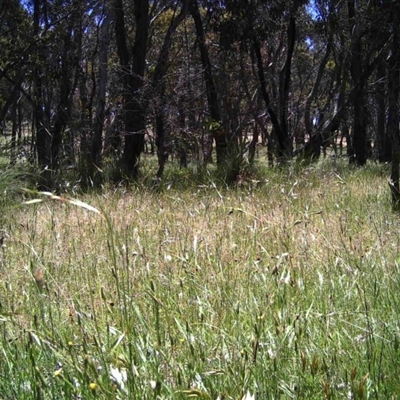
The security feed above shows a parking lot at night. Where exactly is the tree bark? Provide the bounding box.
[33,0,51,172]
[302,30,333,161]
[152,1,188,179]
[253,37,290,160]
[348,0,367,166]
[114,0,150,178]
[91,4,112,167]
[278,3,301,160]
[189,0,238,176]
[376,49,390,162]
[388,4,400,210]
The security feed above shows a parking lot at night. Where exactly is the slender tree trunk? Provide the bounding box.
[152,1,188,179]
[51,1,82,170]
[253,37,291,161]
[10,100,17,165]
[348,0,367,166]
[303,31,333,161]
[278,3,301,160]
[388,4,400,210]
[376,54,390,162]
[91,4,112,167]
[114,0,149,178]
[33,0,50,172]
[189,0,239,178]
[248,124,259,165]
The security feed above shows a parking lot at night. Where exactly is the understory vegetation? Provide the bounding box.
[1,159,400,399]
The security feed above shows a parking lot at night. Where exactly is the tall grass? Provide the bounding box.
[1,159,400,399]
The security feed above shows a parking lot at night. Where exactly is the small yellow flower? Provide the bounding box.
[54,368,62,377]
[68,341,73,346]
[89,382,97,390]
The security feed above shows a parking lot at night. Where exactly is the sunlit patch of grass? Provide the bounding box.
[1,162,400,398]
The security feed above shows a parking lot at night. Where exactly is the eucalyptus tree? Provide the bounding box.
[150,1,189,179]
[112,0,190,178]
[112,0,150,177]
[0,0,31,157]
[387,2,400,209]
[208,0,309,163]
[28,0,91,188]
[87,0,112,184]
[343,1,393,165]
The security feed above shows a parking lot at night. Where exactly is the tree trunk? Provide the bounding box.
[10,100,17,165]
[152,1,188,179]
[376,54,390,162]
[303,31,333,162]
[189,0,239,179]
[91,4,112,168]
[348,0,367,166]
[388,4,400,210]
[253,37,291,161]
[51,2,82,171]
[33,0,51,172]
[114,0,149,178]
[278,3,301,160]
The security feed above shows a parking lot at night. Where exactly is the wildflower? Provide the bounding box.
[54,362,63,377]
[89,382,97,390]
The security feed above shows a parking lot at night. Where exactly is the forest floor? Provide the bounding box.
[0,158,399,399]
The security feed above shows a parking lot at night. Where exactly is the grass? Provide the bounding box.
[1,158,400,399]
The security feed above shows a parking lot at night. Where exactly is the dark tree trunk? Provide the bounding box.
[155,97,167,179]
[33,0,50,172]
[303,30,333,162]
[388,4,400,210]
[114,0,149,178]
[248,124,259,165]
[10,100,17,165]
[51,2,82,170]
[253,38,291,161]
[51,74,70,169]
[189,0,239,178]
[376,55,390,162]
[152,2,188,179]
[91,5,112,168]
[348,0,367,166]
[278,5,301,160]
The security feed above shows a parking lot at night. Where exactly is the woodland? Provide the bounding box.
[1,0,399,202]
[3,1,400,399]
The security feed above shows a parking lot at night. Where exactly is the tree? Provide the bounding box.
[151,1,189,179]
[113,0,150,178]
[387,2,400,209]
[189,0,240,179]
[87,0,112,185]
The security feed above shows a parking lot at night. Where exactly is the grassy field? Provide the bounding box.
[1,159,400,399]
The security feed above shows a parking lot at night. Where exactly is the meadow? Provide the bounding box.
[1,159,400,399]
